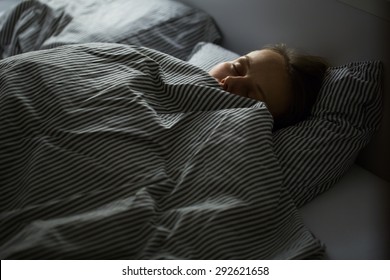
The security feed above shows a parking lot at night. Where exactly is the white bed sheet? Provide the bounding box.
[300,164,390,259]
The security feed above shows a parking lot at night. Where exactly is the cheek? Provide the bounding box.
[209,63,231,82]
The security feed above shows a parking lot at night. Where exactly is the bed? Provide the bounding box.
[0,0,389,260]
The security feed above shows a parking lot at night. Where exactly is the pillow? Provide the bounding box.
[0,0,221,60]
[273,61,383,207]
[187,42,239,70]
[188,43,383,207]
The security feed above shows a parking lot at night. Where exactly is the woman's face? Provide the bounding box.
[209,49,292,118]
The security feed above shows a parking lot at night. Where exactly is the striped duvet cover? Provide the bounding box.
[0,43,324,259]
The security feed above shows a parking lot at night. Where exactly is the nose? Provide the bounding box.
[220,76,249,97]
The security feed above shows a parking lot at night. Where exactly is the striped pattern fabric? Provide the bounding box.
[186,43,383,208]
[273,61,383,207]
[0,43,324,259]
[0,0,221,60]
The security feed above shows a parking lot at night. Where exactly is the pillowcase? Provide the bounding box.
[188,42,383,207]
[273,61,383,207]
[0,0,221,60]
[187,41,239,70]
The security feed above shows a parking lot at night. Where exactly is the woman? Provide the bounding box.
[209,44,329,129]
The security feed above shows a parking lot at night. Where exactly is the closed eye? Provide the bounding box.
[232,62,244,76]
[232,63,240,75]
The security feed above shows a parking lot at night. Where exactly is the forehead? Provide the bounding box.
[246,49,286,66]
[245,49,289,88]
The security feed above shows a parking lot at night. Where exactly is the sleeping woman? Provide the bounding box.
[209,44,328,130]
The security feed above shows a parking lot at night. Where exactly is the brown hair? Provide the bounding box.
[263,44,329,130]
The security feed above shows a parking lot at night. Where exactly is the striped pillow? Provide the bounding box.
[0,0,221,60]
[187,43,383,206]
[273,61,383,207]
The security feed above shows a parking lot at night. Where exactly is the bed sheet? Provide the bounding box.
[300,164,390,259]
[0,43,324,259]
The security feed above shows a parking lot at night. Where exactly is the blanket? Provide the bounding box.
[0,43,324,259]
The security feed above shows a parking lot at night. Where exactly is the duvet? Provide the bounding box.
[0,43,323,259]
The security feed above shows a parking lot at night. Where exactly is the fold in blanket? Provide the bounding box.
[0,43,324,259]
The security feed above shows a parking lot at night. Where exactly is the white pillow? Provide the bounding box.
[187,42,239,70]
